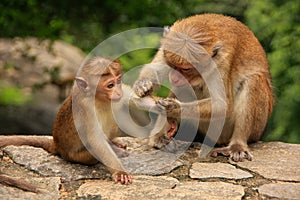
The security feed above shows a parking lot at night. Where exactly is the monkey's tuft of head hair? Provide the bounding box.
[81,56,121,77]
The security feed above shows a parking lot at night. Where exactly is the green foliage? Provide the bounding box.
[0,0,68,39]
[246,0,300,143]
[0,85,30,106]
[0,0,247,52]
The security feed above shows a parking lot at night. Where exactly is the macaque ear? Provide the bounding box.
[163,26,170,37]
[212,44,222,58]
[75,77,90,92]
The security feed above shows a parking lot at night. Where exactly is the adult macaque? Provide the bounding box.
[0,56,151,185]
[134,14,274,162]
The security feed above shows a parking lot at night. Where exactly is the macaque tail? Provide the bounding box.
[0,135,54,153]
[0,174,39,193]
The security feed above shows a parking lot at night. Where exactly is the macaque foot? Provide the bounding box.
[112,139,127,149]
[113,171,133,185]
[211,144,253,162]
[148,118,178,149]
[148,135,171,149]
[133,79,153,97]
[111,140,129,158]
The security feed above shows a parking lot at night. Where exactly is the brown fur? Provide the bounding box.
[0,174,39,193]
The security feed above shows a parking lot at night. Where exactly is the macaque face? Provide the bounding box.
[167,61,202,87]
[95,69,123,102]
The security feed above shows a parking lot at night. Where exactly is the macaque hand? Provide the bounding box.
[157,98,181,117]
[133,79,153,97]
[113,171,133,185]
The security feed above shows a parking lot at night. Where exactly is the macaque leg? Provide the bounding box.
[148,114,178,148]
[66,150,98,165]
[212,75,271,161]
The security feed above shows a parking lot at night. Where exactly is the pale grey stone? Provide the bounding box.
[120,137,188,175]
[3,139,184,179]
[234,142,300,181]
[122,150,183,175]
[77,176,244,200]
[76,175,179,199]
[258,183,300,199]
[0,177,60,200]
[3,146,109,181]
[160,182,244,200]
[190,162,253,179]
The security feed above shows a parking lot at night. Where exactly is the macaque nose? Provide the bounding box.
[112,87,123,101]
[169,70,188,87]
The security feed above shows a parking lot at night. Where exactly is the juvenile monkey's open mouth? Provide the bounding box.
[166,118,178,138]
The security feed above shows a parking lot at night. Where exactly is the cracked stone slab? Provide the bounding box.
[189,162,253,180]
[3,146,109,181]
[77,175,244,200]
[0,177,60,200]
[77,175,179,199]
[258,183,300,199]
[122,150,183,175]
[3,141,184,179]
[120,137,190,175]
[233,142,300,181]
[164,182,244,200]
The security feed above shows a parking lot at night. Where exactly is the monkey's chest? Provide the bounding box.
[96,111,119,140]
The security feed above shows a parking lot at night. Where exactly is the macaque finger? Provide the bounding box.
[211,147,231,158]
[134,79,153,97]
[114,172,133,185]
[157,98,181,117]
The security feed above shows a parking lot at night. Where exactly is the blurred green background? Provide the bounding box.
[0,0,299,143]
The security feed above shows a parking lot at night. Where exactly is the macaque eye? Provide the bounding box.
[117,77,122,84]
[107,83,115,88]
[181,68,192,73]
[212,44,222,57]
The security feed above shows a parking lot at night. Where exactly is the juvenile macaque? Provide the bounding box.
[134,14,274,162]
[0,57,148,185]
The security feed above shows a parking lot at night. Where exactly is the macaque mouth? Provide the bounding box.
[166,118,178,138]
[111,97,122,102]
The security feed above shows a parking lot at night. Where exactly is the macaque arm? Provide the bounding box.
[72,98,126,173]
[158,97,228,121]
[111,85,153,138]
[134,49,170,97]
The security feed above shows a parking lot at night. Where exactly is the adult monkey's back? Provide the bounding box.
[134,13,274,162]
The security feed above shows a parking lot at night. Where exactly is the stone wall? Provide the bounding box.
[0,137,299,199]
[0,38,85,134]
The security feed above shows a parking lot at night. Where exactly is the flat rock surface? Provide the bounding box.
[234,142,300,181]
[190,162,253,180]
[77,175,245,200]
[77,175,179,199]
[1,138,300,199]
[258,183,300,199]
[3,145,110,181]
[165,182,244,200]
